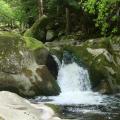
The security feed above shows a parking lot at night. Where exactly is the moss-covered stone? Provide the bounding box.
[24,37,45,51]
[45,103,62,115]
[24,15,48,42]
[0,31,25,74]
[22,68,33,78]
[64,36,120,93]
[0,31,60,97]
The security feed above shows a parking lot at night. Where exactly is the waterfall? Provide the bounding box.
[57,61,91,92]
[53,51,91,92]
[35,52,104,105]
[50,52,104,105]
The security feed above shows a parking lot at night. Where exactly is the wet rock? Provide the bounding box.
[63,51,73,64]
[35,65,60,95]
[97,80,111,94]
[45,43,63,61]
[64,36,120,93]
[34,48,59,79]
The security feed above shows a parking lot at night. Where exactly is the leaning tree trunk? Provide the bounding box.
[38,0,44,18]
[65,7,70,35]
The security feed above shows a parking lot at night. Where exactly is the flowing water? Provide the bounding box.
[32,52,120,120]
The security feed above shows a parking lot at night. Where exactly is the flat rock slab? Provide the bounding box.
[0,91,66,120]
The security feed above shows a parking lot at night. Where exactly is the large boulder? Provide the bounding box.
[24,36,59,78]
[46,30,56,42]
[0,32,60,97]
[0,91,64,120]
[34,48,58,79]
[24,15,48,43]
[45,42,64,61]
[64,36,120,93]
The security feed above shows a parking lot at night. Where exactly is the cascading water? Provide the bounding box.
[57,61,91,92]
[50,52,104,105]
[52,55,61,69]
[33,52,120,120]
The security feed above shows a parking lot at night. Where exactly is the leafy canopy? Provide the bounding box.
[83,0,120,35]
[0,0,14,22]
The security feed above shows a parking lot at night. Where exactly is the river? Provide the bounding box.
[31,52,120,120]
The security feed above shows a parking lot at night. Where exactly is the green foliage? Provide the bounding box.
[0,0,119,36]
[83,0,120,35]
[20,0,38,19]
[65,0,80,9]
[14,5,27,23]
[0,0,38,27]
[45,0,58,14]
[0,0,14,22]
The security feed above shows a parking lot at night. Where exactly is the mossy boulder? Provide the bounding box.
[24,35,59,79]
[64,36,120,93]
[45,41,64,61]
[24,36,45,51]
[24,15,48,43]
[0,32,60,97]
[45,104,62,115]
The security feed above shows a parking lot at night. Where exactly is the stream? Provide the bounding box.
[31,52,120,120]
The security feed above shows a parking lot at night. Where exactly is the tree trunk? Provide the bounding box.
[57,5,59,16]
[38,0,44,18]
[65,7,70,35]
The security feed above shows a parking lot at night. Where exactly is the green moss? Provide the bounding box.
[24,37,45,51]
[0,31,21,38]
[24,15,48,42]
[24,29,33,37]
[0,31,24,60]
[45,103,62,114]
[30,15,48,31]
[63,36,120,92]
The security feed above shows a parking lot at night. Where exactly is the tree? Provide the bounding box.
[0,0,14,24]
[83,0,120,35]
[65,7,70,35]
[46,0,80,35]
[38,0,44,18]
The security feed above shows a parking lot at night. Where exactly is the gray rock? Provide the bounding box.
[0,32,60,97]
[0,91,64,120]
[64,36,120,93]
[34,48,59,79]
[46,30,55,42]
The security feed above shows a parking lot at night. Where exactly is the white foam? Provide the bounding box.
[49,61,104,105]
[57,62,91,92]
[37,57,105,105]
[49,91,103,105]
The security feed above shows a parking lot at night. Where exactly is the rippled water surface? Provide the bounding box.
[59,94,120,120]
[30,94,120,120]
